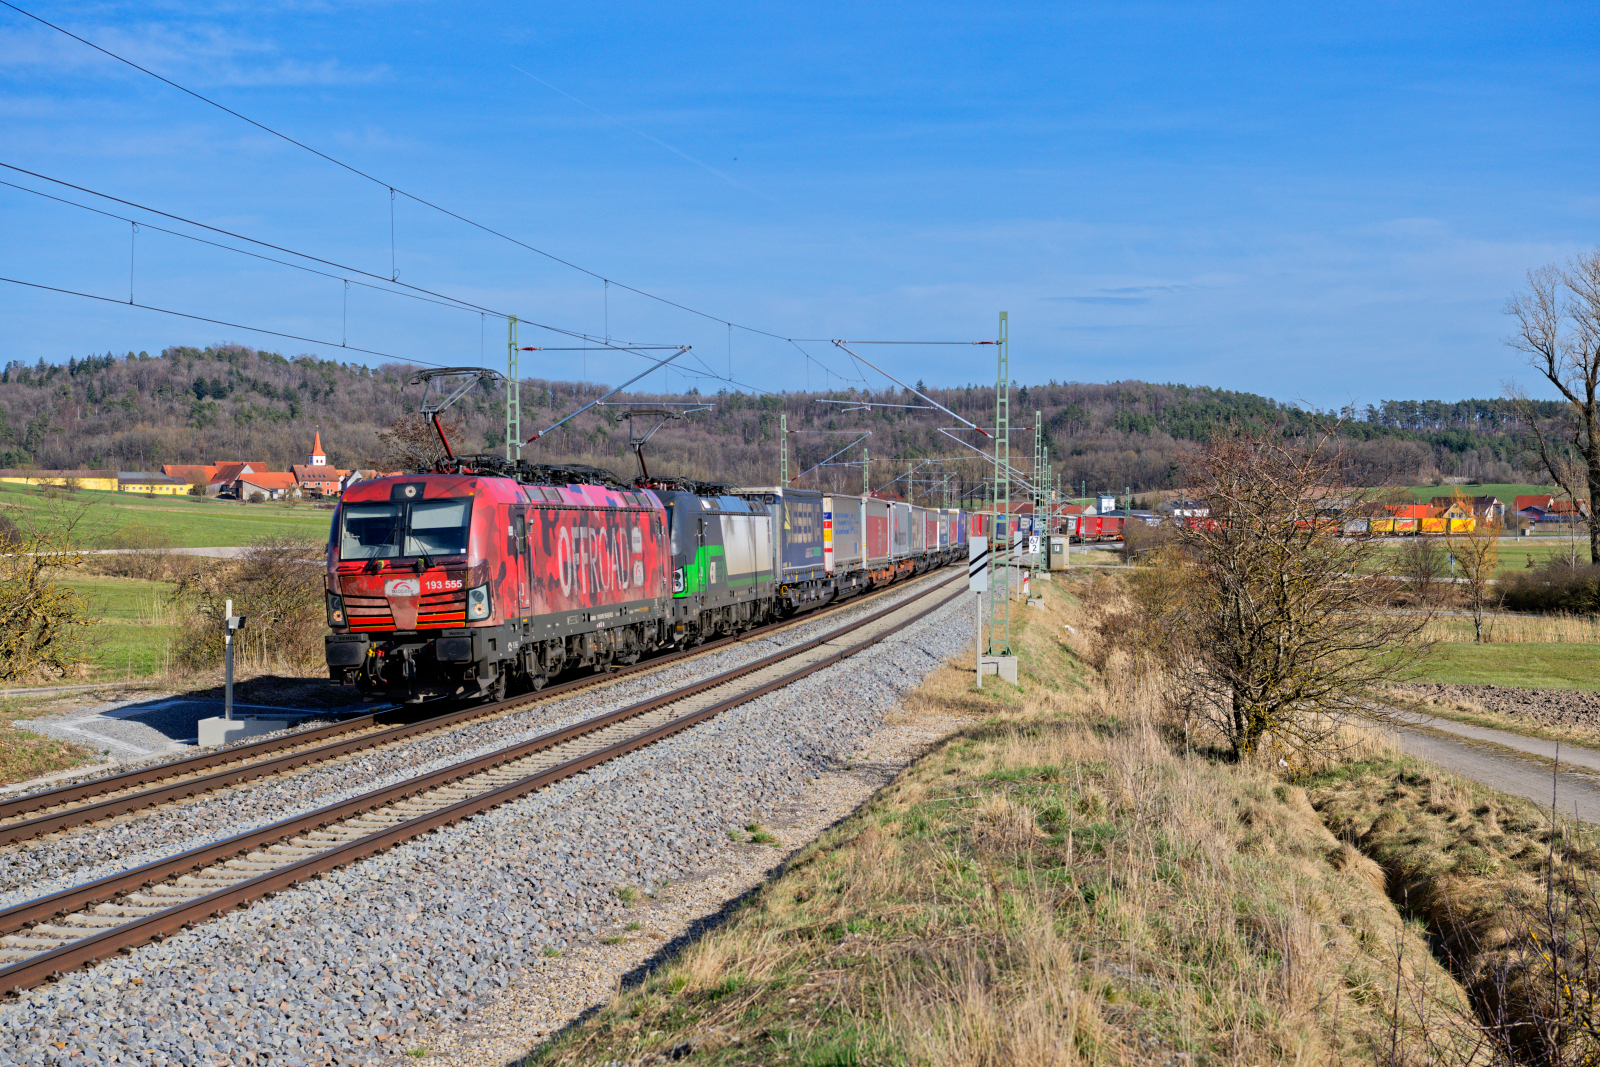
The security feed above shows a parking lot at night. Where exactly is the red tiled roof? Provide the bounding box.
[162,464,216,483]
[1516,495,1589,516]
[292,464,342,482]
[209,462,254,485]
[237,472,298,491]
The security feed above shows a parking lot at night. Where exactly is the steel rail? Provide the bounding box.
[0,576,963,992]
[0,562,962,842]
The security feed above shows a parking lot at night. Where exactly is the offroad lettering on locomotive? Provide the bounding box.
[535,508,665,610]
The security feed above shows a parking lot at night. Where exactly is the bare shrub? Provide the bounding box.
[1503,563,1600,615]
[0,504,93,681]
[1396,536,1447,607]
[1162,428,1431,759]
[101,521,176,581]
[1118,516,1173,561]
[173,537,324,672]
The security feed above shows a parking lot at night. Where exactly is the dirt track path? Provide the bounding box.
[1386,715,1600,823]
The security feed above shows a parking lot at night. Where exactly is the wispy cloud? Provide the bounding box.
[0,19,385,87]
[1043,281,1211,305]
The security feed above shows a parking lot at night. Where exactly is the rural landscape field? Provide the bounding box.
[3,1,1599,1064]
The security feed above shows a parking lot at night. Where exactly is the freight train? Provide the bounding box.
[322,462,968,703]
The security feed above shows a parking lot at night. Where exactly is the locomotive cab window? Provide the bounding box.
[405,499,472,556]
[339,498,473,560]
[341,504,402,559]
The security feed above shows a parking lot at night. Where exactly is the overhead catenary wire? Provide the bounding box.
[1,2,1004,399]
[0,275,416,365]
[0,0,838,349]
[0,162,677,360]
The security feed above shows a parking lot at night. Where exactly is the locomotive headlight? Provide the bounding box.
[326,593,345,626]
[672,568,684,594]
[466,583,491,620]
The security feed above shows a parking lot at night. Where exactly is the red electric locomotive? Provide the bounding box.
[324,470,672,702]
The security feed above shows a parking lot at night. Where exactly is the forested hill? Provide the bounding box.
[0,344,1555,496]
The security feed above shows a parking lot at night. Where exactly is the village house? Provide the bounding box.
[291,433,348,498]
[236,471,300,501]
[1430,495,1506,524]
[117,471,189,495]
[1514,494,1591,524]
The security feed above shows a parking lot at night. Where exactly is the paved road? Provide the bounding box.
[1384,714,1600,823]
[85,547,255,559]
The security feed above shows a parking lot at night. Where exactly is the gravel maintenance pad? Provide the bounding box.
[0,589,966,1065]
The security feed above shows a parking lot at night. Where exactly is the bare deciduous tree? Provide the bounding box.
[375,412,466,472]
[1157,429,1430,760]
[0,503,93,681]
[1445,495,1502,643]
[1506,250,1600,563]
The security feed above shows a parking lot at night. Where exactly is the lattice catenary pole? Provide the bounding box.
[506,316,521,463]
[987,312,1011,655]
[1031,410,1045,594]
[780,413,788,484]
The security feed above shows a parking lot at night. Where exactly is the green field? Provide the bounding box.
[1402,642,1600,691]
[59,574,181,677]
[1369,536,1591,578]
[0,481,331,548]
[1398,483,1552,504]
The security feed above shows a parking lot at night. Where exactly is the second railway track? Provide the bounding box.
[0,576,964,992]
[0,568,961,847]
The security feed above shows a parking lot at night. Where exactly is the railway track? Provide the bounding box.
[0,566,961,847]
[0,575,963,992]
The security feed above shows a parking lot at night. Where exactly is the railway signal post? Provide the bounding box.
[197,599,283,747]
[223,598,244,721]
[969,536,988,687]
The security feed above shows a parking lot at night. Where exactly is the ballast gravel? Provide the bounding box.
[0,575,950,908]
[0,584,967,1066]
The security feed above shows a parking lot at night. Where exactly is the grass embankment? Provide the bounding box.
[0,698,100,785]
[1307,755,1600,1061]
[1367,538,1582,579]
[0,480,329,548]
[535,582,1471,1066]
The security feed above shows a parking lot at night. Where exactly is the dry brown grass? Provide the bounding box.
[1422,614,1600,645]
[533,582,1479,1067]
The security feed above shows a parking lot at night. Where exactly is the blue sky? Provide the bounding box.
[1,1,1595,408]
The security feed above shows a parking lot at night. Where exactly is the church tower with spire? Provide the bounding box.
[308,432,327,467]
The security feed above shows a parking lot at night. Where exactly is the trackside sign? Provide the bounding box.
[968,536,990,593]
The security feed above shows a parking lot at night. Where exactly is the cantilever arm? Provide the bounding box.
[525,348,690,444]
